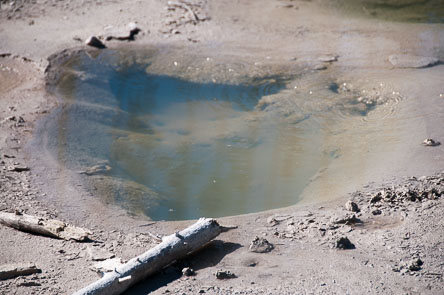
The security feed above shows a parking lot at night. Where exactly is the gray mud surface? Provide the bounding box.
[0,0,443,294]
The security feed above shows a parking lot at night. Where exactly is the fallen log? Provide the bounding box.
[73,218,222,295]
[0,211,91,241]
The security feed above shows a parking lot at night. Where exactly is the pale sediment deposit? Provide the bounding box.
[0,0,443,294]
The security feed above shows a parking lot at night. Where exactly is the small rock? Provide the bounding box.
[335,236,355,250]
[370,193,382,203]
[85,36,106,49]
[182,267,195,277]
[408,258,423,271]
[4,116,17,122]
[345,200,360,212]
[215,270,236,280]
[318,55,338,62]
[388,54,439,68]
[105,22,142,41]
[422,138,440,147]
[372,209,382,215]
[248,237,274,253]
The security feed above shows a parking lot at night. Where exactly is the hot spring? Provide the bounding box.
[41,47,406,220]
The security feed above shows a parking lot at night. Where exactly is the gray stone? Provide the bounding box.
[408,258,423,271]
[215,270,236,279]
[422,138,440,147]
[335,236,355,250]
[105,22,142,41]
[372,209,382,215]
[345,200,360,212]
[182,267,195,276]
[318,55,338,62]
[248,237,274,253]
[85,36,106,49]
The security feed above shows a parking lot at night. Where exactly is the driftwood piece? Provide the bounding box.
[73,218,222,295]
[0,263,41,280]
[0,211,91,241]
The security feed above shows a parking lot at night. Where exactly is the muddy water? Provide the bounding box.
[42,48,406,220]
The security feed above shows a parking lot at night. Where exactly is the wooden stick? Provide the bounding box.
[73,218,222,295]
[0,263,41,280]
[0,211,91,241]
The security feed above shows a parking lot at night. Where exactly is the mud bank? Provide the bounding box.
[0,0,443,294]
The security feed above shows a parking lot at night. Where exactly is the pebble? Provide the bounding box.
[248,236,274,253]
[182,267,195,277]
[372,209,382,215]
[422,138,440,147]
[336,236,355,250]
[85,36,106,49]
[215,270,236,280]
[318,55,338,62]
[345,200,360,212]
[408,258,423,271]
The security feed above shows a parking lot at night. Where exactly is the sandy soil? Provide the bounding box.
[0,0,443,294]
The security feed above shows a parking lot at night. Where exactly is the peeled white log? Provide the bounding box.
[73,218,222,295]
[0,211,91,241]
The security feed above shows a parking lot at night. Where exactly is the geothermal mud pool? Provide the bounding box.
[36,47,411,220]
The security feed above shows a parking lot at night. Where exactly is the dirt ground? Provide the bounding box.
[0,0,443,294]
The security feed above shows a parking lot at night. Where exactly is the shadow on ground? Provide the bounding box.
[124,240,242,294]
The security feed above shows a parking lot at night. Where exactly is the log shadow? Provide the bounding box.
[181,240,242,271]
[123,240,242,295]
